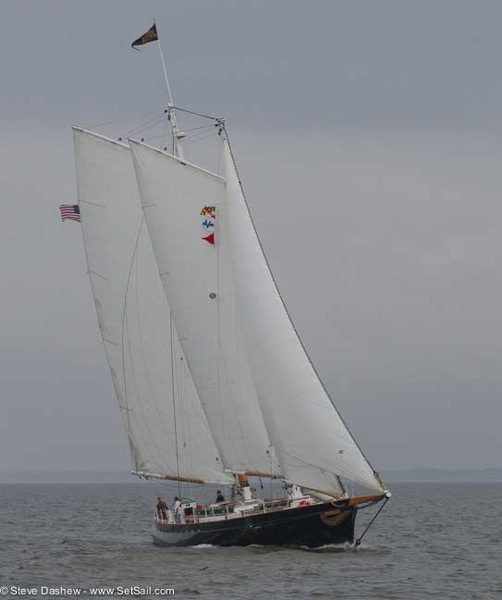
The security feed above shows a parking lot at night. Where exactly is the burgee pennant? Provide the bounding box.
[132,23,158,48]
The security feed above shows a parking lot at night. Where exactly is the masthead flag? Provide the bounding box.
[132,23,158,48]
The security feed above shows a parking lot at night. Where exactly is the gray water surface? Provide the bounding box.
[1,482,501,599]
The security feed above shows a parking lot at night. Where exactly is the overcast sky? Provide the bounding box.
[1,0,502,475]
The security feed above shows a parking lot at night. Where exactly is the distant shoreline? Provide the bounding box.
[382,468,502,483]
[0,468,501,484]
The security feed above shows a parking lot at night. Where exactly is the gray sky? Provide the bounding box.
[1,0,502,474]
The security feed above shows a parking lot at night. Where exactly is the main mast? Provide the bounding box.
[132,21,185,159]
[154,23,185,159]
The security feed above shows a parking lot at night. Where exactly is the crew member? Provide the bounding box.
[173,496,184,524]
[156,497,168,521]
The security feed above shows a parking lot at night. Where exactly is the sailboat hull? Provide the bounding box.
[152,502,357,548]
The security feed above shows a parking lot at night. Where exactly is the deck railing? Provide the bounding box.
[155,498,291,525]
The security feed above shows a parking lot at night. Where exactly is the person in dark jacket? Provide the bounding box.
[156,496,168,521]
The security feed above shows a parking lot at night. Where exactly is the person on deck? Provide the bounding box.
[156,497,168,521]
[173,496,184,524]
[215,490,225,503]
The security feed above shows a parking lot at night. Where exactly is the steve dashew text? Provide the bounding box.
[2,586,175,596]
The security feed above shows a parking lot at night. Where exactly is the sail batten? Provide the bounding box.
[74,127,232,486]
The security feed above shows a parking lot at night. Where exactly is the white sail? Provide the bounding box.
[74,127,231,484]
[222,138,384,494]
[129,140,281,477]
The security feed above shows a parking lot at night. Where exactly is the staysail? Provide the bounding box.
[74,127,231,484]
[222,137,385,494]
[129,140,281,478]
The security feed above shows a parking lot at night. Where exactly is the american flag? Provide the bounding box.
[59,204,81,223]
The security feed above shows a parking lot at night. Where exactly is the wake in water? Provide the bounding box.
[186,542,357,553]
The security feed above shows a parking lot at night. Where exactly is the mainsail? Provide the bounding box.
[74,127,231,484]
[129,140,281,478]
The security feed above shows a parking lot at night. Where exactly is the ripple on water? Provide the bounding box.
[1,482,501,600]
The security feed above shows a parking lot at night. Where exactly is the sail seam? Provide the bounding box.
[170,309,182,496]
[88,270,108,281]
[80,200,106,208]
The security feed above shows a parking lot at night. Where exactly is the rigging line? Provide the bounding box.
[87,110,160,129]
[354,496,389,549]
[123,113,167,138]
[121,217,168,466]
[182,132,218,145]
[176,356,189,461]
[182,130,219,145]
[120,218,147,463]
[183,124,217,133]
[128,121,169,140]
[122,113,166,136]
[183,125,217,138]
[223,125,382,493]
[170,309,182,500]
[143,126,214,145]
[124,257,166,465]
[142,133,169,142]
[131,223,175,464]
[170,105,223,122]
[79,201,134,474]
[124,120,167,141]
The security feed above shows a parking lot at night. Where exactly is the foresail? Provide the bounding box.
[74,127,231,485]
[129,140,281,477]
[222,138,385,494]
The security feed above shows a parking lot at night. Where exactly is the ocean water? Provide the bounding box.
[0,482,501,599]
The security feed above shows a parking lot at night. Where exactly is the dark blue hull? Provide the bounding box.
[152,502,357,548]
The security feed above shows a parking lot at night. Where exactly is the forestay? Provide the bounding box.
[222,137,385,494]
[130,140,280,477]
[74,127,231,484]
